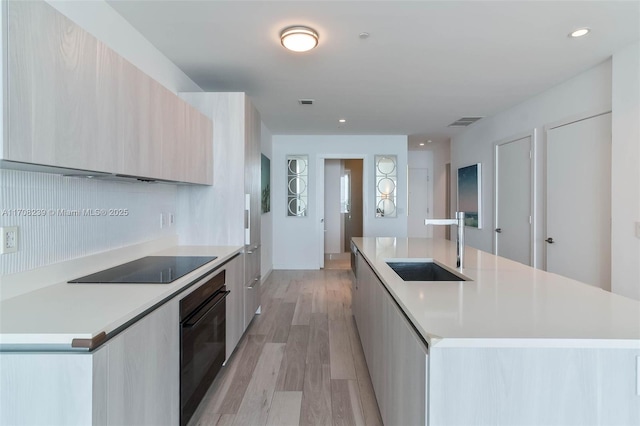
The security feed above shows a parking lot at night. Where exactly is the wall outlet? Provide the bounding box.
[1,226,18,254]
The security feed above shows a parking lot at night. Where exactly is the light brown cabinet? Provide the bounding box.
[2,0,212,185]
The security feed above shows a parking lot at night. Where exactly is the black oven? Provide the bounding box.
[180,270,228,426]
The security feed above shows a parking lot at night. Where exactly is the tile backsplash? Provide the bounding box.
[0,169,178,276]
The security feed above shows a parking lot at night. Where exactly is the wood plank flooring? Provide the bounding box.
[188,269,383,426]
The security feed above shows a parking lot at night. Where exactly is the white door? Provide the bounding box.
[495,135,532,265]
[408,167,431,238]
[546,112,611,290]
[317,159,326,269]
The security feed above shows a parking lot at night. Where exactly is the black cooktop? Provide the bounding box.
[68,256,217,284]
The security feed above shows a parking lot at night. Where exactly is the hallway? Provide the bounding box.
[188,269,383,426]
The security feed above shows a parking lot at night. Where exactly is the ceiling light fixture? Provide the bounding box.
[569,28,590,38]
[281,26,319,52]
[339,119,346,123]
[419,142,425,146]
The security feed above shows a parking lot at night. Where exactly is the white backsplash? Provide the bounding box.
[0,169,178,276]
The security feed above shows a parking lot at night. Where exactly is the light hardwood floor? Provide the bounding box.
[187,268,383,426]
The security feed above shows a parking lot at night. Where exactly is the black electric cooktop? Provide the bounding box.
[68,256,217,284]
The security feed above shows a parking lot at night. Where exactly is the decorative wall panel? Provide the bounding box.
[0,170,177,276]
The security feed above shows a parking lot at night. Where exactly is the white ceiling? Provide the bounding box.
[107,0,640,148]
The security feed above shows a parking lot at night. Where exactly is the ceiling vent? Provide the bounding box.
[448,117,483,127]
[298,99,314,105]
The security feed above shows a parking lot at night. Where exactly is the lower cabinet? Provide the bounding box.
[243,245,261,329]
[104,300,180,425]
[224,254,245,360]
[0,300,179,426]
[354,253,428,426]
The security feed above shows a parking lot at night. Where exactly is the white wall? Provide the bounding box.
[1,1,199,277]
[324,160,343,253]
[260,122,273,281]
[611,41,640,300]
[451,59,612,269]
[272,135,408,269]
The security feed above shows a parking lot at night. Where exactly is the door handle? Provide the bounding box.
[545,237,554,244]
[495,228,502,233]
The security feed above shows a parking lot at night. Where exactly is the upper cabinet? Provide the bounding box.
[1,1,212,185]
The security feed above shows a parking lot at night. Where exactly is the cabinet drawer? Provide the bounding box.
[243,274,260,328]
[244,244,261,280]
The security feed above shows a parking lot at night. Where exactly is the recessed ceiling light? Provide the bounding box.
[427,140,432,144]
[339,119,346,123]
[281,26,319,52]
[419,142,425,146]
[569,28,590,38]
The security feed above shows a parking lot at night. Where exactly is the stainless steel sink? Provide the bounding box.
[386,261,469,281]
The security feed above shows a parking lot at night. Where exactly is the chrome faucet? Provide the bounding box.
[424,212,465,268]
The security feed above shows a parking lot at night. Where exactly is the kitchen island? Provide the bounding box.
[352,237,640,426]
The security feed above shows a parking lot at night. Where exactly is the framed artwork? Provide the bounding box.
[457,163,482,228]
[261,154,270,213]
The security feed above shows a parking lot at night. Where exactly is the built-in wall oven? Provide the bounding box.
[180,270,228,426]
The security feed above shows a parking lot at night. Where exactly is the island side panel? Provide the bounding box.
[428,346,640,425]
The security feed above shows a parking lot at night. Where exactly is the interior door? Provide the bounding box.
[546,112,611,290]
[495,135,532,265]
[343,159,363,252]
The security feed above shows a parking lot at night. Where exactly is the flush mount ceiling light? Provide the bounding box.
[569,27,590,38]
[281,26,319,52]
[339,119,346,123]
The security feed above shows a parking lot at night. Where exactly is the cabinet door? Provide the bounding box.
[244,98,261,244]
[354,256,428,426]
[106,300,180,426]
[381,279,427,426]
[161,89,185,182]
[7,1,119,172]
[224,255,245,359]
[183,104,213,185]
[119,61,163,179]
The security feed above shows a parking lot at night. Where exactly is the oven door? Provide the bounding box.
[180,287,229,426]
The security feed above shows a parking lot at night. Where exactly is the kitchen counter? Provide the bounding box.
[0,245,242,349]
[353,237,640,348]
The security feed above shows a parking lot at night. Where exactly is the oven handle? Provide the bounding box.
[183,289,230,329]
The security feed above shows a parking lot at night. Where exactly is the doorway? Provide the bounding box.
[546,112,611,290]
[494,133,534,266]
[323,159,363,269]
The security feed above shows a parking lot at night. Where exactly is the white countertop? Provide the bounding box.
[353,237,640,348]
[0,245,242,349]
